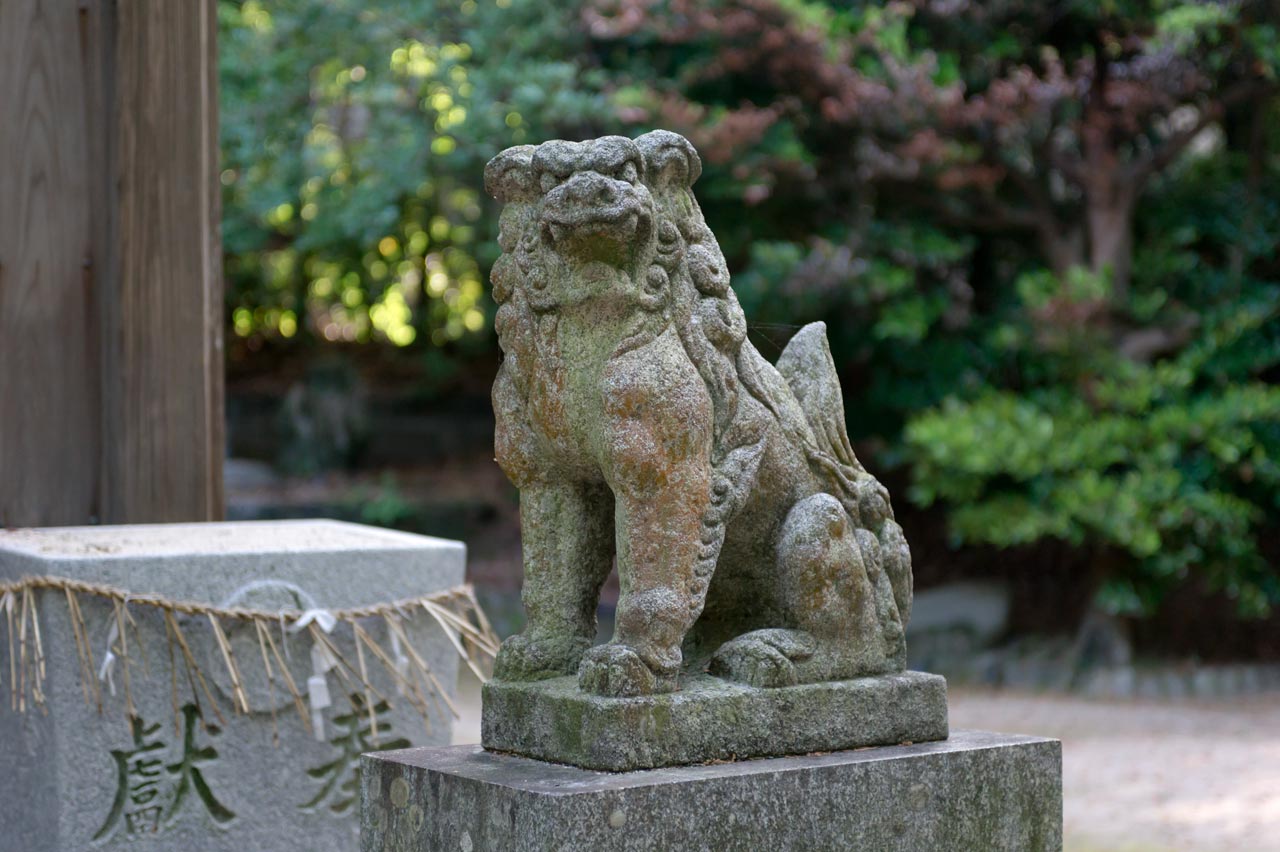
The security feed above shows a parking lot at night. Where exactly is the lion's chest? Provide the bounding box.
[523,315,628,474]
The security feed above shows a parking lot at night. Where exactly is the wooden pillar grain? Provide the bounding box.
[0,0,224,526]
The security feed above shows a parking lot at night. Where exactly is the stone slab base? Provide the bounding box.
[361,730,1063,851]
[481,670,948,770]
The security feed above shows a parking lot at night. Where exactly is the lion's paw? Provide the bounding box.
[709,629,817,688]
[493,632,591,682]
[578,644,673,697]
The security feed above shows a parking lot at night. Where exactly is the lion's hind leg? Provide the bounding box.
[708,628,817,688]
[710,492,893,687]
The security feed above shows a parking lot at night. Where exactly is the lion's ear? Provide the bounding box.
[485,145,538,203]
[635,130,702,190]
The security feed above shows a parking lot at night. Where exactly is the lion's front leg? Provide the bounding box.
[579,331,715,697]
[494,481,616,681]
[493,364,616,682]
[578,469,712,695]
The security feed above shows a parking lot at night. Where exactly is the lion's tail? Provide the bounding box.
[775,322,913,629]
[775,322,863,477]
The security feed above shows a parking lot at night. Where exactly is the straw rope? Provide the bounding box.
[0,575,498,739]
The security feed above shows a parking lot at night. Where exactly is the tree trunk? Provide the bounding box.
[1080,104,1136,300]
[1038,224,1085,279]
[1085,185,1135,298]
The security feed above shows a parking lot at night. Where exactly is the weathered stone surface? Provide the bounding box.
[361,730,1063,851]
[486,131,914,703]
[0,520,464,852]
[482,670,948,771]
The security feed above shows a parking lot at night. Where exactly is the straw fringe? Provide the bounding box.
[18,588,30,713]
[113,601,135,719]
[163,609,227,728]
[0,576,495,739]
[252,620,281,745]
[65,590,102,712]
[4,591,16,711]
[257,621,310,733]
[207,614,251,715]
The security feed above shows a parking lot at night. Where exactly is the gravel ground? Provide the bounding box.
[451,672,1280,851]
[949,687,1280,852]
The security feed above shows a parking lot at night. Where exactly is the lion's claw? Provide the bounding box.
[494,632,591,682]
[578,644,673,697]
[709,629,816,688]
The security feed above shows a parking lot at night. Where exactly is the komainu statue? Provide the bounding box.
[487,131,912,698]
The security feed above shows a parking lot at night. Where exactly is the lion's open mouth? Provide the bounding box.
[539,207,652,264]
[542,210,642,247]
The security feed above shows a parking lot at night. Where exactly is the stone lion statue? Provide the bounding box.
[486,131,912,698]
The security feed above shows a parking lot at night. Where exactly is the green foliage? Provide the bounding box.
[219,0,608,351]
[734,220,980,440]
[906,373,1280,616]
[905,159,1280,616]
[349,473,417,529]
[220,0,1280,619]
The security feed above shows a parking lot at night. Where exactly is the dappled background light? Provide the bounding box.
[220,0,1280,638]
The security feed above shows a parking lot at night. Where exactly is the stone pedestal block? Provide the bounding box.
[483,670,948,770]
[361,730,1062,851]
[0,520,466,852]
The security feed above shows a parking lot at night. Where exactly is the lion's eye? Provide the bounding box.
[539,172,560,194]
[618,161,638,184]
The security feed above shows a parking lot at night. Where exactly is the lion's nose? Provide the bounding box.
[562,172,619,206]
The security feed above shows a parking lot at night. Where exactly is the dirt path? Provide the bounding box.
[949,688,1280,852]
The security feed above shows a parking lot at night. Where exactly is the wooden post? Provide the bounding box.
[0,0,224,526]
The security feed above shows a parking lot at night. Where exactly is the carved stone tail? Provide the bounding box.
[776,321,913,630]
[775,322,860,471]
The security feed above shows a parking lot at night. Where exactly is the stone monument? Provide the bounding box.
[0,520,474,852]
[361,132,1062,850]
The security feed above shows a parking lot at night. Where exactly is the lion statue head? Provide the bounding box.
[485,131,752,451]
